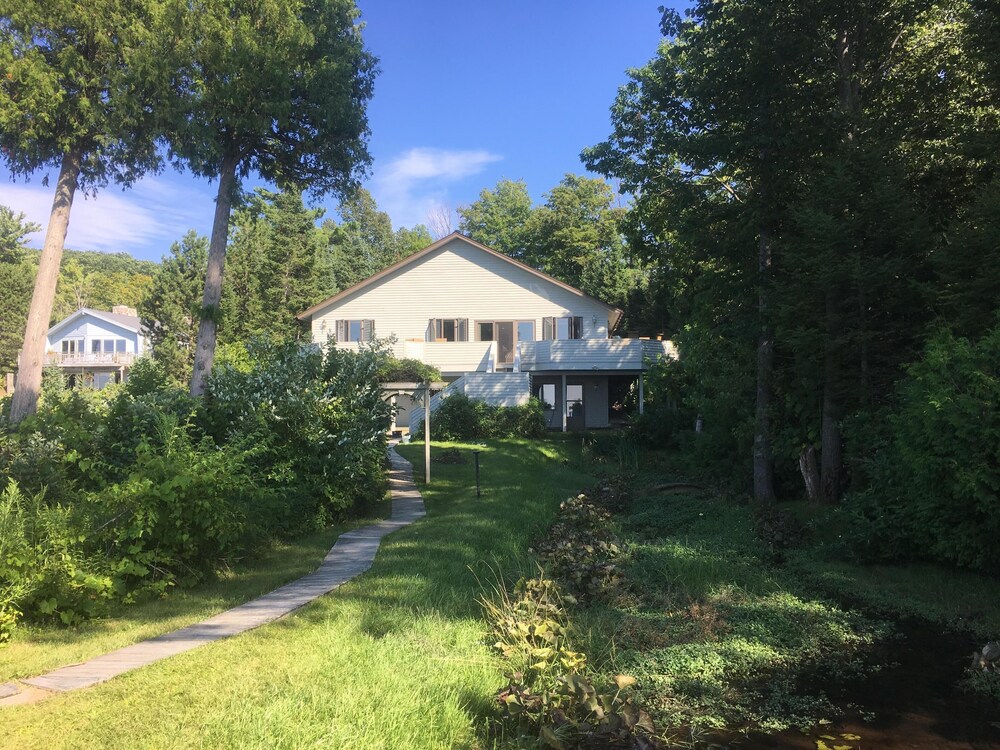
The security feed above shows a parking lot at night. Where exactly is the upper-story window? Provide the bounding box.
[91,339,127,354]
[542,316,583,340]
[335,319,374,342]
[428,318,468,342]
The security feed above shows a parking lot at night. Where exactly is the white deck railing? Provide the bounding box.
[517,338,674,372]
[45,352,137,366]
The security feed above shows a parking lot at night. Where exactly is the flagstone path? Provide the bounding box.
[0,446,424,707]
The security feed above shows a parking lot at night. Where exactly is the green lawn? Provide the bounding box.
[1,438,593,750]
[0,503,389,683]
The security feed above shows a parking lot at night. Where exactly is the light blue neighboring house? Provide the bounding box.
[43,306,148,388]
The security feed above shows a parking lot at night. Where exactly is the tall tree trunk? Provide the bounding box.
[190,153,239,397]
[9,149,82,424]
[799,445,821,503]
[753,225,776,505]
[820,288,843,504]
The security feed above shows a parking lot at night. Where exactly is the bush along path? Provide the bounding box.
[0,446,424,707]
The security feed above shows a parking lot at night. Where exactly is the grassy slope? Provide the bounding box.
[1,438,593,750]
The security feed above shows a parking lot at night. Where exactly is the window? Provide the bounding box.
[335,319,374,342]
[542,316,583,340]
[92,340,102,354]
[538,383,556,410]
[517,321,535,342]
[428,318,468,342]
[61,339,82,354]
[566,384,584,417]
[115,339,126,353]
[477,322,494,342]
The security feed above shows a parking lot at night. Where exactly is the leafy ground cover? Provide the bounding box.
[564,449,1000,748]
[0,438,593,750]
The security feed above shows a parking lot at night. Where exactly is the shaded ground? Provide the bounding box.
[567,449,1000,750]
[740,617,1000,750]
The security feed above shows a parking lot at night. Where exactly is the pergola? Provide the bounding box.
[380,380,448,484]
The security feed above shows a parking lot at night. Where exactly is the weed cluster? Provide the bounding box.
[531,494,623,603]
[484,574,661,750]
[484,483,664,749]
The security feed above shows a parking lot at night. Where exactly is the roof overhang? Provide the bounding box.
[47,308,142,337]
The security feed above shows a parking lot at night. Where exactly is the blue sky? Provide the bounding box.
[0,1,675,262]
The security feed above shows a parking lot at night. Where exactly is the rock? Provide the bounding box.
[981,642,1000,663]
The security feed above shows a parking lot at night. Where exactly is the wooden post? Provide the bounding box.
[638,372,645,415]
[424,383,431,484]
[561,373,568,433]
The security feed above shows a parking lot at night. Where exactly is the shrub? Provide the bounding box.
[416,393,546,441]
[0,336,396,634]
[842,325,1000,572]
[377,356,440,384]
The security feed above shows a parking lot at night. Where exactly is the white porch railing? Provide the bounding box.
[517,338,674,372]
[45,352,137,367]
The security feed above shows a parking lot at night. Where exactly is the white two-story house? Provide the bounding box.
[297,233,674,431]
[42,306,148,389]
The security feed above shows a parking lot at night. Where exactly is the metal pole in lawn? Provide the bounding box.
[473,449,481,497]
[424,382,431,485]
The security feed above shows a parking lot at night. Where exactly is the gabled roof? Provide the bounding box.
[48,307,142,336]
[297,232,625,330]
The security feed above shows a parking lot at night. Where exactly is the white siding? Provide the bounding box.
[461,372,530,406]
[310,237,615,352]
[47,315,141,355]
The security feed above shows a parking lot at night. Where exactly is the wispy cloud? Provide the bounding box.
[371,147,501,230]
[0,174,214,259]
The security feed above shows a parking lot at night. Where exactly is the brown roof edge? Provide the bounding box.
[297,231,624,324]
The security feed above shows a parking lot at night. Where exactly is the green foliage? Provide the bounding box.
[0,206,38,372]
[165,0,376,197]
[457,174,655,333]
[0,0,167,187]
[377,356,440,384]
[457,178,534,257]
[324,188,432,292]
[204,338,392,526]
[584,0,1000,512]
[596,479,889,733]
[842,325,1000,572]
[0,339,393,633]
[532,494,623,603]
[221,189,325,343]
[415,392,546,441]
[141,231,207,383]
[484,573,660,750]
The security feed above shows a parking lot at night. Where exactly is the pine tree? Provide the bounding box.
[141,231,209,383]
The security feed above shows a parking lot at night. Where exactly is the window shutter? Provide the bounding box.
[336,320,347,342]
[542,317,554,340]
[459,319,469,342]
[572,317,583,339]
[427,319,436,341]
[362,319,375,342]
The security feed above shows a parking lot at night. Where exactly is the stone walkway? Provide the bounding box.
[0,446,424,707]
